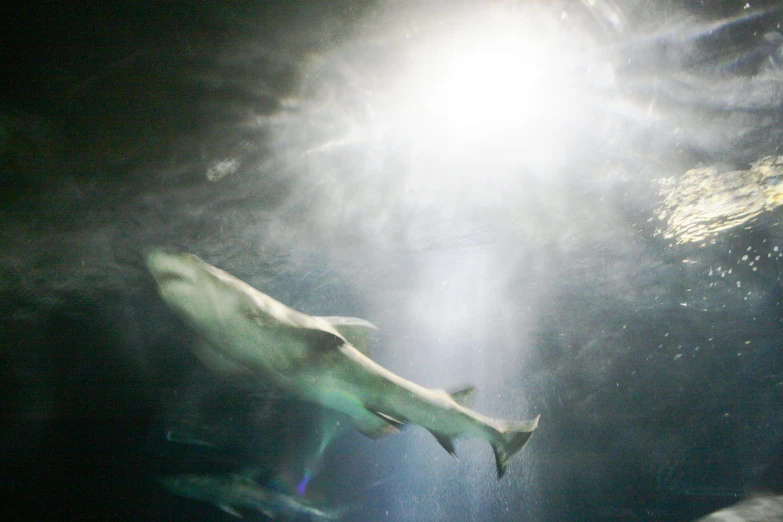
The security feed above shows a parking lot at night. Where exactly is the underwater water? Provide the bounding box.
[3,1,783,520]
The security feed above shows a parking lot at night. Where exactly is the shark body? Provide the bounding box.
[146,250,539,479]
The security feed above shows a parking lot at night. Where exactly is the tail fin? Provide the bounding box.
[491,414,540,480]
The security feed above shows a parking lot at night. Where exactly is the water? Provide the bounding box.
[3,1,783,520]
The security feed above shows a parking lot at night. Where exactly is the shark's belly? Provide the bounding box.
[293,346,465,428]
[279,346,397,411]
[202,320,313,383]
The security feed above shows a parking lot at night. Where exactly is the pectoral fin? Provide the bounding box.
[349,407,402,438]
[373,411,406,429]
[192,339,252,376]
[355,419,400,439]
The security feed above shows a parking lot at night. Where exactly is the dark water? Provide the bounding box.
[3,1,783,520]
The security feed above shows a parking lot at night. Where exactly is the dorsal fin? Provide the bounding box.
[449,386,476,408]
[317,316,378,355]
[297,327,346,352]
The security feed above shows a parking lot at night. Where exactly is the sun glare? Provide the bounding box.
[269,4,608,211]
[375,7,604,202]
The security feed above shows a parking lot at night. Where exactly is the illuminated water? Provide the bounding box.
[3,1,783,520]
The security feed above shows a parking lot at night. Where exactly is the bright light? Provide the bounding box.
[369,7,607,206]
[398,12,583,144]
[266,4,610,216]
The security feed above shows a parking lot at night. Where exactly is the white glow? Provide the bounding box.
[366,7,607,206]
[398,12,581,143]
[265,3,611,225]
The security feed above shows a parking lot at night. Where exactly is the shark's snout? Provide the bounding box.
[145,250,199,287]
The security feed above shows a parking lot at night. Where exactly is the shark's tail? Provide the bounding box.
[491,414,540,480]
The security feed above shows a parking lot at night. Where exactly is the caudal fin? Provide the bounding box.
[491,414,540,480]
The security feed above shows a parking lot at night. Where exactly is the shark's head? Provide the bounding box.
[145,250,254,335]
[145,249,339,379]
[146,250,214,309]
[146,250,202,291]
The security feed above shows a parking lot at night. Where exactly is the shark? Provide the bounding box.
[160,471,343,520]
[145,250,539,479]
